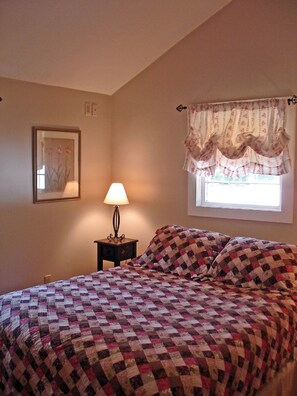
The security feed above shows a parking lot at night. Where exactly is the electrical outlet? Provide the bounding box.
[85,102,91,116]
[44,274,52,284]
[92,102,98,117]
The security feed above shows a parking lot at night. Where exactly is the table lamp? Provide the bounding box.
[104,183,129,241]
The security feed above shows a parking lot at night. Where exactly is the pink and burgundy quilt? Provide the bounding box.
[1,266,297,395]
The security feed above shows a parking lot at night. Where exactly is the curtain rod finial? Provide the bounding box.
[288,95,297,105]
[176,104,187,112]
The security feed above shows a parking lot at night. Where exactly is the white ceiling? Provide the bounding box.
[0,0,231,95]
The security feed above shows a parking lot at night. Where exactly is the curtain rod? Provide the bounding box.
[176,95,297,112]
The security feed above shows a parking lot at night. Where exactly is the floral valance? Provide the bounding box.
[183,98,291,177]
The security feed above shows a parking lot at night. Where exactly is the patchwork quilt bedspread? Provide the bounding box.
[1,266,297,395]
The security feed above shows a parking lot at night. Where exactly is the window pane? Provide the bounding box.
[203,171,281,209]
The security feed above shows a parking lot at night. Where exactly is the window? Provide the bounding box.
[199,171,281,210]
[187,101,295,223]
[188,170,293,223]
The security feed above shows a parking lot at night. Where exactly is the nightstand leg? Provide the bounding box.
[97,248,103,271]
[97,259,103,271]
[114,259,120,267]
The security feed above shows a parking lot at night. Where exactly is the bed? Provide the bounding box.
[1,225,297,395]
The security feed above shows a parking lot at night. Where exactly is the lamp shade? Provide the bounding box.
[104,183,129,206]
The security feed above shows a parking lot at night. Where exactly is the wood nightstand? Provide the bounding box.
[94,238,138,271]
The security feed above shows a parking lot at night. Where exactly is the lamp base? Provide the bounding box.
[107,205,126,242]
[107,233,126,242]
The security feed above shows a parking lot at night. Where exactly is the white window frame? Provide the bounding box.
[187,104,296,224]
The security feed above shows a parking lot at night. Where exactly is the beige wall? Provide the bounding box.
[0,78,112,294]
[1,0,297,294]
[112,0,297,253]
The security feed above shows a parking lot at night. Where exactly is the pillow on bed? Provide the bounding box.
[207,237,297,290]
[130,224,230,279]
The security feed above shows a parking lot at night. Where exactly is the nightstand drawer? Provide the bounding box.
[102,245,115,260]
[119,244,134,260]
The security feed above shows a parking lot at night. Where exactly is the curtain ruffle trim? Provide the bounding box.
[183,146,291,178]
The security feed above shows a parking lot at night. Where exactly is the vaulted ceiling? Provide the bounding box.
[0,0,231,95]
